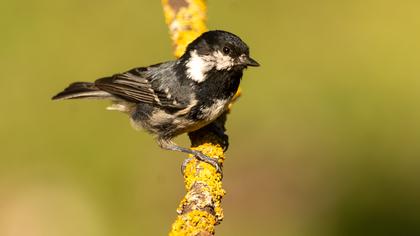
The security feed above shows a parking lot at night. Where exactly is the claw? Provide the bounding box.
[157,138,223,178]
[193,151,223,177]
[181,157,194,174]
[180,152,223,178]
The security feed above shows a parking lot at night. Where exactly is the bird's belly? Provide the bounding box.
[171,104,229,136]
[170,98,230,135]
[131,99,230,138]
[196,99,230,122]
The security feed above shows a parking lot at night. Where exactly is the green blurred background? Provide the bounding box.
[1,0,420,235]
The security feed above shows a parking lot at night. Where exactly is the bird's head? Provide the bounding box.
[181,30,259,83]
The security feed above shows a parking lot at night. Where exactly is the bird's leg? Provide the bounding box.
[157,138,223,175]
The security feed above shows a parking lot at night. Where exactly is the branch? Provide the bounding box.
[161,0,238,235]
[162,0,207,58]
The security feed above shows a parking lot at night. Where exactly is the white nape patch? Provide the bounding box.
[200,99,229,121]
[185,50,214,83]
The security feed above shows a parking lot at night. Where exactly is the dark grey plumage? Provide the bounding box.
[52,30,259,174]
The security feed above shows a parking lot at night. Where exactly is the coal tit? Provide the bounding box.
[52,30,259,174]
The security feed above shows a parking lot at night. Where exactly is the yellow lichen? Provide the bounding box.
[161,0,208,57]
[169,210,216,236]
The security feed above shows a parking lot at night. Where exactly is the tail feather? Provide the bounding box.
[52,82,112,100]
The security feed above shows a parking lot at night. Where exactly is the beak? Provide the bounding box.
[240,54,260,67]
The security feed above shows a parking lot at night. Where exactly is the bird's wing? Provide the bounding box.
[95,67,185,109]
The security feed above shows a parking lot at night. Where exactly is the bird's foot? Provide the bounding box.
[181,151,223,178]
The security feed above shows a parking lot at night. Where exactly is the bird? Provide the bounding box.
[52,30,259,174]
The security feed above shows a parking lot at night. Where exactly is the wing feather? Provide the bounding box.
[95,67,185,109]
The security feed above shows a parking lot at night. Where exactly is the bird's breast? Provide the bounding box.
[197,99,230,122]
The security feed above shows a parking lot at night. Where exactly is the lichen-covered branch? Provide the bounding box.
[162,0,208,58]
[161,0,234,235]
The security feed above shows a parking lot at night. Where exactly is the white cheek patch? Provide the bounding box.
[212,51,235,71]
[185,50,235,83]
[185,50,215,83]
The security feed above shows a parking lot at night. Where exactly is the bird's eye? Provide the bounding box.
[222,46,231,54]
